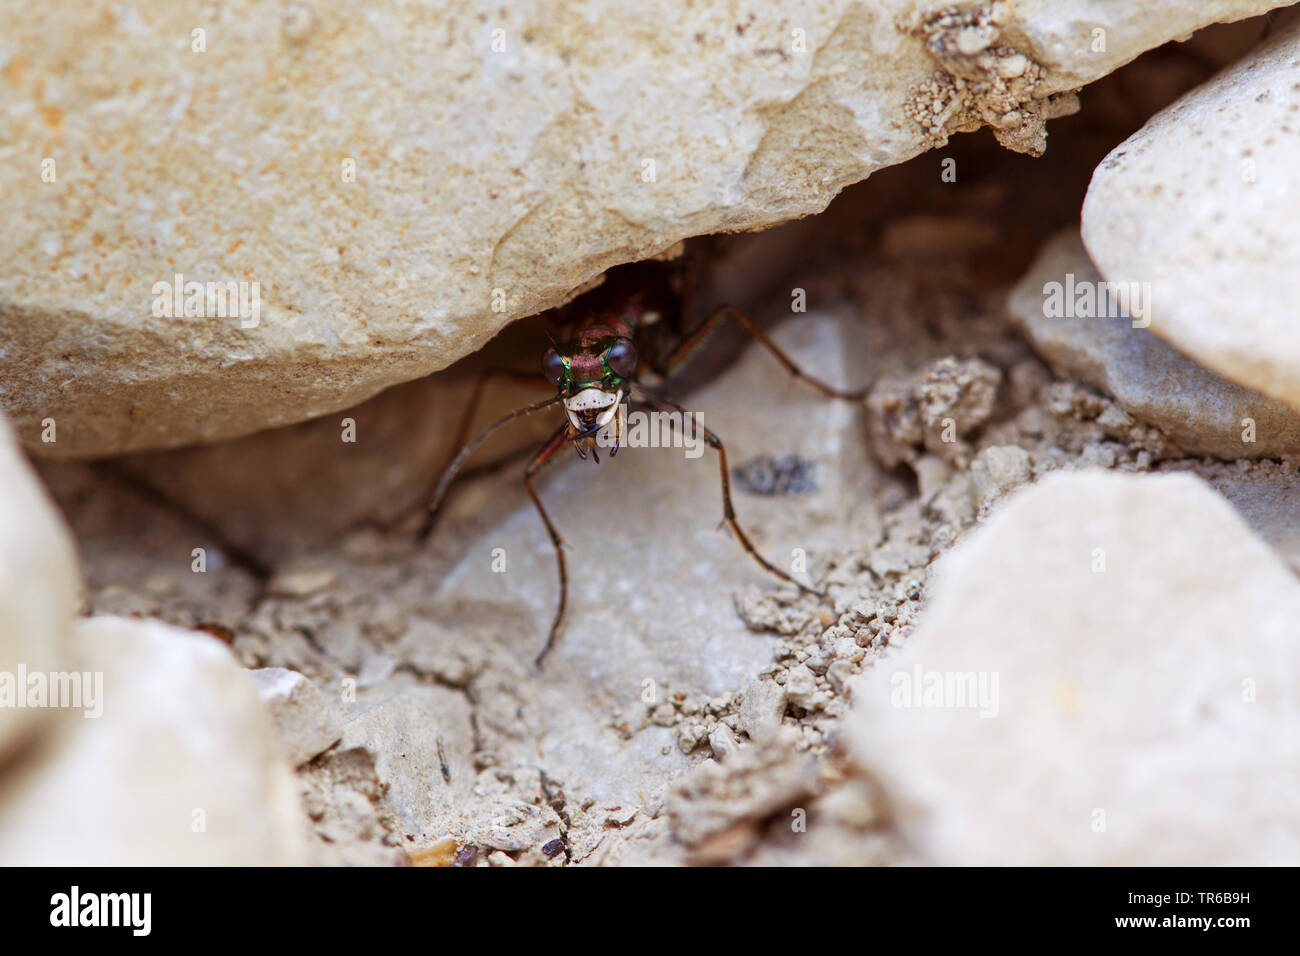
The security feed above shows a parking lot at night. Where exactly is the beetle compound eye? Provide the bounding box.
[542,348,565,385]
[606,338,637,377]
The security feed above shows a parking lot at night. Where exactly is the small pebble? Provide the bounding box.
[267,567,335,598]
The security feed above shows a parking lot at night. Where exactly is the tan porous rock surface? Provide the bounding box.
[0,0,1285,457]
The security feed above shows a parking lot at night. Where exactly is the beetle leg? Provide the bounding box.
[657,305,866,401]
[418,393,561,541]
[417,368,557,541]
[524,423,576,668]
[632,387,825,598]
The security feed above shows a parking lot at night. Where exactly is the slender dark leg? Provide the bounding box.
[632,386,824,598]
[414,368,553,539]
[446,369,554,465]
[658,305,866,401]
[524,424,574,668]
[418,391,561,541]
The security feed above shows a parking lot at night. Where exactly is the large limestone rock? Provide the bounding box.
[0,414,81,759]
[1082,13,1300,413]
[0,0,1285,458]
[846,470,1300,865]
[1008,230,1300,458]
[0,616,313,865]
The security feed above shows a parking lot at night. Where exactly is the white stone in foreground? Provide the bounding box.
[846,470,1300,865]
[0,616,312,865]
[0,415,80,759]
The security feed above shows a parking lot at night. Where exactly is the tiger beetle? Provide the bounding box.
[420,262,866,667]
